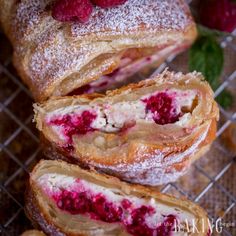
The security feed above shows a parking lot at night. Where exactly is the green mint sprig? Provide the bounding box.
[188,25,233,109]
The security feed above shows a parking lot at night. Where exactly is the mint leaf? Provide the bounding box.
[216,90,234,109]
[189,36,224,90]
[189,31,233,109]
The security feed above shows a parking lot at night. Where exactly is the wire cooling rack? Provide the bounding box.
[0,29,236,236]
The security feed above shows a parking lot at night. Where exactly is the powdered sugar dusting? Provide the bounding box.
[14,0,192,41]
[71,0,192,37]
[29,31,95,87]
[10,0,194,100]
[95,123,211,186]
[14,0,55,41]
[27,28,119,97]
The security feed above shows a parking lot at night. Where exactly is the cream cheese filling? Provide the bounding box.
[46,88,197,141]
[38,173,196,234]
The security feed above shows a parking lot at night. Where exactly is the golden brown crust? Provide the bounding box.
[0,0,197,101]
[34,71,219,186]
[20,230,46,236]
[40,122,215,186]
[25,187,68,236]
[25,160,211,236]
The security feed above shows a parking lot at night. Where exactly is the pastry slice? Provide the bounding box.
[0,0,197,101]
[34,71,219,186]
[26,160,211,236]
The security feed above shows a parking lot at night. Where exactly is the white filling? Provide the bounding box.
[83,44,180,94]
[95,101,147,132]
[38,173,195,233]
[46,89,197,140]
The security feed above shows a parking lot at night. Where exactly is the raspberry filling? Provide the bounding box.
[48,110,97,143]
[38,174,179,236]
[46,89,197,144]
[55,191,177,235]
[55,190,123,222]
[142,92,180,125]
[68,84,92,95]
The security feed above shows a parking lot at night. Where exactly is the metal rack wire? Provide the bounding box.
[0,31,235,236]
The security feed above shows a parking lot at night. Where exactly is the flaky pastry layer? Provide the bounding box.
[34,71,219,186]
[0,0,196,101]
[26,160,211,236]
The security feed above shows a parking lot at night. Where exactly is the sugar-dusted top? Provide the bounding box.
[14,0,193,41]
[72,0,192,37]
[7,0,195,101]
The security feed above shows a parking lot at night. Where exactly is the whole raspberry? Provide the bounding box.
[52,0,93,23]
[92,0,127,8]
[199,0,236,33]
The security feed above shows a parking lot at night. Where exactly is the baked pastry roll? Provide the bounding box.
[26,160,211,236]
[0,0,197,101]
[34,71,219,186]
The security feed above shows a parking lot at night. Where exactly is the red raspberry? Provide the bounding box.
[52,0,93,23]
[92,0,127,8]
[199,0,236,33]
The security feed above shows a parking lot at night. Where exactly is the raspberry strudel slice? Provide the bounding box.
[34,71,219,186]
[26,160,211,236]
[0,0,196,101]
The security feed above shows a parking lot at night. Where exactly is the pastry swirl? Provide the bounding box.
[34,71,219,186]
[26,160,211,236]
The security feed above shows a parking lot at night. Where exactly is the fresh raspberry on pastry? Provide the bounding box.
[26,160,211,236]
[92,0,128,8]
[52,0,93,22]
[34,71,219,186]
